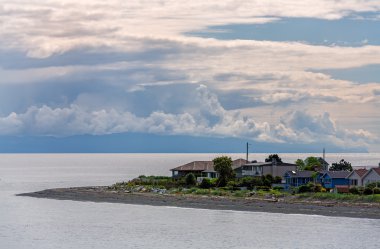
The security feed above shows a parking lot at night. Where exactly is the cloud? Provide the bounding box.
[0,1,379,151]
[0,85,376,150]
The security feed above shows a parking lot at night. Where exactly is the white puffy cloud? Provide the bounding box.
[0,85,376,150]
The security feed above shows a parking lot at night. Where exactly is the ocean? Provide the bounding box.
[0,153,379,249]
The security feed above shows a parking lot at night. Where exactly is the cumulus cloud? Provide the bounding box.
[0,85,376,150]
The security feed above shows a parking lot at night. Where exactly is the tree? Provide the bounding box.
[185,173,196,186]
[265,154,282,163]
[213,156,234,187]
[295,159,305,170]
[296,157,322,171]
[330,159,353,171]
[311,171,319,184]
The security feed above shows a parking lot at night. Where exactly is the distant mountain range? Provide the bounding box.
[0,133,367,153]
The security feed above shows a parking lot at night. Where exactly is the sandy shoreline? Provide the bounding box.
[18,187,380,219]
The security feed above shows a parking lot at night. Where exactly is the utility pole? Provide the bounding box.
[246,142,251,161]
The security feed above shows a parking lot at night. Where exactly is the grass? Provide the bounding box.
[108,179,380,203]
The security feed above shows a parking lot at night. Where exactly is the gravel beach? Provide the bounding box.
[18,187,380,219]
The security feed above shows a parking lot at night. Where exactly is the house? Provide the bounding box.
[346,168,368,187]
[170,158,248,178]
[283,171,315,189]
[320,171,350,189]
[317,157,329,171]
[362,167,380,186]
[234,160,297,178]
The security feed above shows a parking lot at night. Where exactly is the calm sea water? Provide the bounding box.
[1,153,380,249]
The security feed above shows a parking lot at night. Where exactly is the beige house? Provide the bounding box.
[346,168,368,186]
[362,168,380,186]
[170,158,248,179]
[234,161,297,178]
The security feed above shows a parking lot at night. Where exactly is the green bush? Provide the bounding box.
[273,186,284,191]
[265,174,274,183]
[256,186,271,191]
[195,189,211,195]
[274,176,282,184]
[298,184,312,193]
[199,178,213,189]
[232,190,248,197]
[366,182,380,189]
[349,187,359,195]
[226,180,239,189]
[185,173,196,186]
[313,184,323,193]
[363,187,373,195]
[262,179,271,187]
[373,187,380,194]
[211,190,229,196]
[357,186,365,195]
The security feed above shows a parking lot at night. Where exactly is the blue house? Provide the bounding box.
[320,171,350,189]
[284,171,315,189]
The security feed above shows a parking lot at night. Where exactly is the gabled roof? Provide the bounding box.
[239,161,297,168]
[171,161,213,172]
[362,167,380,179]
[317,157,329,165]
[322,171,351,178]
[284,170,314,178]
[170,158,248,172]
[346,168,368,179]
[233,158,249,168]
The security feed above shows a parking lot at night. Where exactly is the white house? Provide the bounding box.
[362,168,380,186]
[346,168,368,186]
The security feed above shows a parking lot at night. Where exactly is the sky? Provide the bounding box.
[0,0,380,152]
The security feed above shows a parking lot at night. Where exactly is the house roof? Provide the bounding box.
[347,168,368,178]
[362,167,380,179]
[284,170,315,178]
[170,159,248,172]
[373,168,380,176]
[317,157,329,165]
[322,171,351,178]
[239,162,297,167]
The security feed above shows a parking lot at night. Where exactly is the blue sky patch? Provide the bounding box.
[188,15,380,47]
[313,64,380,84]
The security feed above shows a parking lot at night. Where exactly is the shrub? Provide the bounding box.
[366,182,380,189]
[232,190,247,197]
[363,187,373,195]
[227,180,239,189]
[239,177,253,188]
[185,173,196,186]
[349,187,359,195]
[274,176,282,184]
[199,178,213,189]
[263,179,271,187]
[211,190,229,196]
[298,184,312,193]
[265,174,274,183]
[273,186,284,191]
[256,186,270,191]
[357,186,365,195]
[373,187,380,194]
[313,184,323,193]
